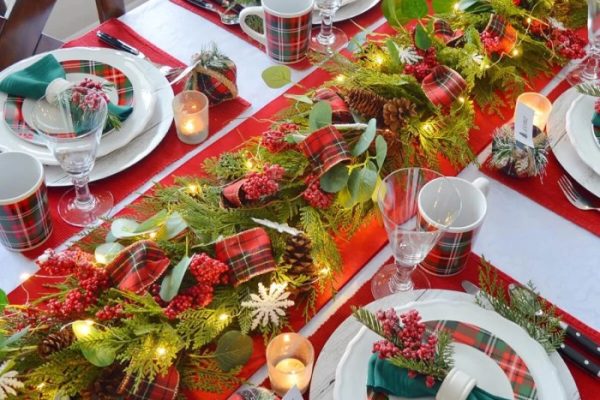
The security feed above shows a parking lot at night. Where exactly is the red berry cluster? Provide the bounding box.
[72,78,110,111]
[527,20,550,37]
[403,48,438,82]
[513,0,521,6]
[302,175,334,209]
[96,303,125,321]
[189,253,230,285]
[262,123,298,153]
[547,28,586,59]
[242,164,286,201]
[36,248,94,276]
[480,31,502,55]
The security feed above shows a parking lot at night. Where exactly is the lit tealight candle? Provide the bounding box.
[172,90,209,144]
[266,333,314,395]
[515,92,552,131]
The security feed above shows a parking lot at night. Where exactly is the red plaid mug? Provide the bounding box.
[418,177,489,276]
[239,0,314,64]
[0,152,52,251]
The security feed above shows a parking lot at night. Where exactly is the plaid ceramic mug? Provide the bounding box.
[418,177,489,276]
[239,0,314,64]
[0,152,53,251]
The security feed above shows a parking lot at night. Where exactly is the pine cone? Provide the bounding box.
[345,88,386,120]
[81,364,125,400]
[378,128,405,173]
[38,329,75,357]
[283,234,317,292]
[383,98,417,132]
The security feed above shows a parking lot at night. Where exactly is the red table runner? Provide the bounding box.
[24,19,250,257]
[304,254,600,399]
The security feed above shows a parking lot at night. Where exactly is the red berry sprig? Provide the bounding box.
[480,31,502,55]
[302,175,334,209]
[262,123,298,153]
[403,48,438,82]
[71,78,110,112]
[189,253,230,285]
[546,28,586,60]
[242,164,286,201]
[96,304,125,321]
[36,248,94,276]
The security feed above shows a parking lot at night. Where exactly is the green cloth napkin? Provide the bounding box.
[592,112,600,140]
[367,354,509,400]
[0,54,133,125]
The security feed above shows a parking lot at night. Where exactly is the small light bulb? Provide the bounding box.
[187,184,199,195]
[156,346,167,357]
[319,267,330,276]
[453,3,460,10]
[374,55,384,65]
[37,383,46,390]
[526,17,532,24]
[148,232,157,239]
[245,160,254,170]
[512,48,520,57]
[422,122,433,132]
[458,96,465,104]
[72,320,95,339]
[219,313,229,321]
[20,272,32,281]
[335,74,346,83]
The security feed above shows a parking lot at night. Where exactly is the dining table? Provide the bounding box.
[0,0,599,399]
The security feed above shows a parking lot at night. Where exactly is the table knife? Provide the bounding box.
[96,31,140,56]
[461,280,600,379]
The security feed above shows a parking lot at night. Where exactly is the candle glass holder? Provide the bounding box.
[266,332,314,396]
[515,92,552,131]
[172,90,209,144]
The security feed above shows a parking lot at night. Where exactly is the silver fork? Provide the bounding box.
[557,175,600,212]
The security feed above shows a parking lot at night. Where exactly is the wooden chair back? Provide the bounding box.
[0,0,126,71]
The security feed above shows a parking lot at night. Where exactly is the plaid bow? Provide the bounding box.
[483,14,517,55]
[421,65,467,108]
[222,179,247,208]
[214,227,276,286]
[105,240,170,294]
[120,365,180,400]
[300,126,351,177]
[433,19,464,46]
[313,88,353,123]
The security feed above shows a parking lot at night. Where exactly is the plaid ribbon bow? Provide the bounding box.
[483,14,518,55]
[119,365,180,400]
[433,19,464,46]
[222,179,247,208]
[300,126,351,177]
[313,88,353,123]
[105,240,170,294]
[214,227,276,286]
[421,65,467,108]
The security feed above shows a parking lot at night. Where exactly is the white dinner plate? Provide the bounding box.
[548,87,600,198]
[312,0,380,24]
[565,94,600,175]
[0,47,156,165]
[42,54,173,187]
[334,299,567,400]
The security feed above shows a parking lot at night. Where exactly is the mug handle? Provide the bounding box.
[239,7,267,46]
[473,177,490,197]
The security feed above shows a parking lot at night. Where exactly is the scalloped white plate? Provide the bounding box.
[565,94,600,176]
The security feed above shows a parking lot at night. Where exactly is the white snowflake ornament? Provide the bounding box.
[241,282,294,330]
[471,53,484,65]
[395,45,422,65]
[0,361,24,399]
[548,17,565,30]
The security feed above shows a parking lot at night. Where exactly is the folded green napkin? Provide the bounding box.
[367,354,509,400]
[592,112,600,140]
[0,54,132,127]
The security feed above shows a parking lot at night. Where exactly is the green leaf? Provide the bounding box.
[375,135,388,171]
[160,256,191,302]
[432,0,453,13]
[261,66,292,89]
[284,94,313,104]
[110,218,140,239]
[0,326,29,349]
[215,330,254,372]
[414,24,432,50]
[309,101,333,131]
[338,187,356,208]
[403,0,428,20]
[285,133,308,144]
[456,0,492,13]
[351,119,377,156]
[320,164,350,193]
[81,345,116,367]
[382,0,427,26]
[135,210,169,233]
[157,212,188,240]
[347,30,369,52]
[381,0,402,28]
[386,39,401,66]
[0,289,7,313]
[348,162,378,203]
[94,242,125,264]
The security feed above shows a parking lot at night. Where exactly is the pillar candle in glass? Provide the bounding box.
[266,332,314,395]
[172,90,209,144]
[515,92,552,131]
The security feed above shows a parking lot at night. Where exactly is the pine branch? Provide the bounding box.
[577,83,600,98]
[181,355,243,393]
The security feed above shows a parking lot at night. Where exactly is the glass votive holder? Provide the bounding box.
[266,332,314,396]
[172,90,209,144]
[515,92,552,131]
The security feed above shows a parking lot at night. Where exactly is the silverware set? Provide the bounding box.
[558,175,600,212]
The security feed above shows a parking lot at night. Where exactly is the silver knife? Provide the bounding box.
[461,280,600,379]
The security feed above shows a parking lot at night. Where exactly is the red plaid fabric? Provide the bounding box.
[221,179,247,208]
[313,88,353,123]
[186,58,238,106]
[483,14,518,55]
[120,365,180,400]
[421,65,467,108]
[300,126,351,177]
[105,240,170,293]
[214,227,276,286]
[264,10,312,64]
[433,19,463,45]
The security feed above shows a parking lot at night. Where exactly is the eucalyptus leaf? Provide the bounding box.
[105,231,117,243]
[381,0,401,27]
[159,256,191,302]
[0,289,7,313]
[386,39,401,66]
[81,345,116,367]
[215,330,254,372]
[261,66,292,89]
[382,0,428,26]
[284,94,313,104]
[348,162,378,203]
[160,212,188,240]
[372,176,383,203]
[110,218,141,239]
[94,242,125,265]
[432,0,453,13]
[375,135,388,171]
[285,133,308,144]
[320,164,349,193]
[309,101,333,131]
[457,0,492,13]
[403,0,428,20]
[0,326,29,349]
[135,210,169,233]
[414,24,432,50]
[351,119,377,157]
[347,30,369,52]
[338,187,356,209]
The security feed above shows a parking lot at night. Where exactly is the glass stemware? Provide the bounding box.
[33,87,113,227]
[371,168,462,299]
[310,0,348,54]
[567,0,600,84]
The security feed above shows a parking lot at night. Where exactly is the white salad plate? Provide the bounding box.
[312,0,380,24]
[565,94,600,176]
[0,47,156,165]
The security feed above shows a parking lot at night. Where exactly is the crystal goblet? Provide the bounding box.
[567,0,600,84]
[310,0,349,54]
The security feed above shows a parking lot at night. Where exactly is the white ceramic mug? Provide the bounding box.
[240,0,314,64]
[418,177,489,276]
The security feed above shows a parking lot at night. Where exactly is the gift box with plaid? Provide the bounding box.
[483,14,518,55]
[299,126,351,177]
[214,227,276,286]
[185,45,238,106]
[313,88,353,124]
[105,240,171,293]
[119,365,180,400]
[421,65,467,108]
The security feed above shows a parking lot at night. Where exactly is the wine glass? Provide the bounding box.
[310,0,348,54]
[371,168,462,299]
[33,87,113,227]
[567,0,600,84]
